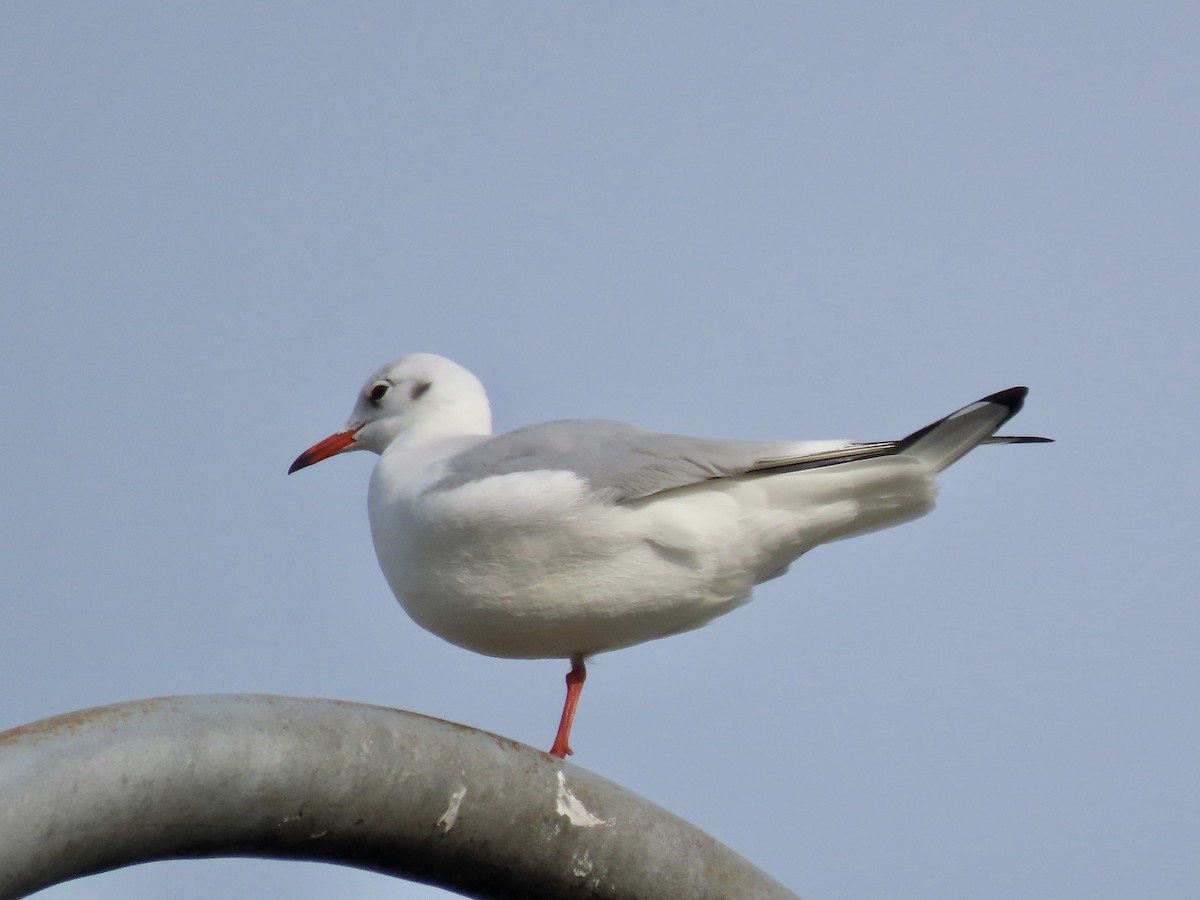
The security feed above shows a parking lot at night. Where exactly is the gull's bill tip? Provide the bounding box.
[288,427,361,474]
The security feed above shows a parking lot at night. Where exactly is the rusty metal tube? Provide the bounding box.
[0,695,799,899]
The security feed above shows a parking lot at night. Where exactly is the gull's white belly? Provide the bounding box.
[368,458,935,659]
[368,470,751,657]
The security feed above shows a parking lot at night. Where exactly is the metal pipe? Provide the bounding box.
[0,695,799,899]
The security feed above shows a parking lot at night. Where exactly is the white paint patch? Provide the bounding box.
[437,785,468,832]
[572,848,595,877]
[555,771,612,828]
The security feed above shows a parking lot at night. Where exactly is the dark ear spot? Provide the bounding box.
[410,380,432,400]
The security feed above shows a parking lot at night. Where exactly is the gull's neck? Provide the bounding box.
[401,399,492,449]
[374,405,491,491]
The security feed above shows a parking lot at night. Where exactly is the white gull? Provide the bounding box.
[290,353,1049,757]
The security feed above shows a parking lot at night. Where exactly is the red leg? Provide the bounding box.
[549,655,586,758]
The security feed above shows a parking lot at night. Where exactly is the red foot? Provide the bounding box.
[549,656,586,758]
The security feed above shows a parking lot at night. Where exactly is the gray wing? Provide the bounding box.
[433,419,897,504]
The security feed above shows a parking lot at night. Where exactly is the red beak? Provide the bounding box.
[288,426,361,474]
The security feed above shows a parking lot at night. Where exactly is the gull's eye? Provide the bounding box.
[368,382,390,404]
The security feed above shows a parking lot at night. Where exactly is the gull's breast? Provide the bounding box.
[368,469,752,658]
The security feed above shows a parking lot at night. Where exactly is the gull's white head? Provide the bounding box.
[289,353,492,473]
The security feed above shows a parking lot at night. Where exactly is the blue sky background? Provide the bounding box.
[2,3,1196,898]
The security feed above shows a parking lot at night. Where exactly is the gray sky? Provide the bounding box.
[2,3,1196,898]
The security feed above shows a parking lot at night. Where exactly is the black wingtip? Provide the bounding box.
[986,435,1055,444]
[895,386,1046,458]
[978,388,1053,443]
[980,386,1029,426]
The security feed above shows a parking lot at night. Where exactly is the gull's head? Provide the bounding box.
[288,353,492,474]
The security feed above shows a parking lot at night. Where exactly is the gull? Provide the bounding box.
[289,354,1049,757]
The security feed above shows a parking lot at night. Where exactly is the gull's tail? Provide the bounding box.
[743,388,1050,478]
[896,387,1052,472]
